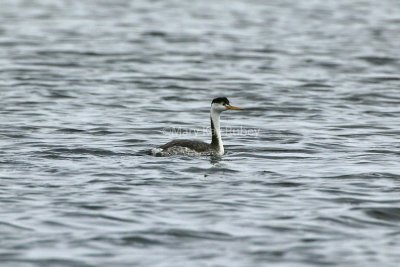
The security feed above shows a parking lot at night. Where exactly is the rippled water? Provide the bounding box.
[1,0,400,266]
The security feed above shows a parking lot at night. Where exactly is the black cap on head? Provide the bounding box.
[212,97,230,105]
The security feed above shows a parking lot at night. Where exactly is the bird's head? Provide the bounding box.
[211,97,242,113]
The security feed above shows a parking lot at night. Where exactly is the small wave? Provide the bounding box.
[87,234,164,246]
[326,172,400,180]
[358,207,400,222]
[357,56,397,65]
[39,148,120,157]
[144,228,235,241]
[182,167,239,174]
[298,82,333,88]
[0,221,33,232]
[1,259,92,267]
[55,128,86,133]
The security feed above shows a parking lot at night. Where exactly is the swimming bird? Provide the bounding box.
[152,97,242,156]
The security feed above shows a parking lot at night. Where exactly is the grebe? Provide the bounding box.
[152,97,242,156]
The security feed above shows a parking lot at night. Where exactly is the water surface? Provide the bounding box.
[1,0,400,266]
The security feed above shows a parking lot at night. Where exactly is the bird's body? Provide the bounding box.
[151,97,242,156]
[160,139,212,152]
[153,139,213,156]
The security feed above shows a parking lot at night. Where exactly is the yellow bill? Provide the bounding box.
[226,105,242,110]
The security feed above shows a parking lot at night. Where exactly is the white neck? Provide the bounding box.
[210,108,224,155]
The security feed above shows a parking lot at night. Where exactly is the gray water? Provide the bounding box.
[1,0,400,266]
